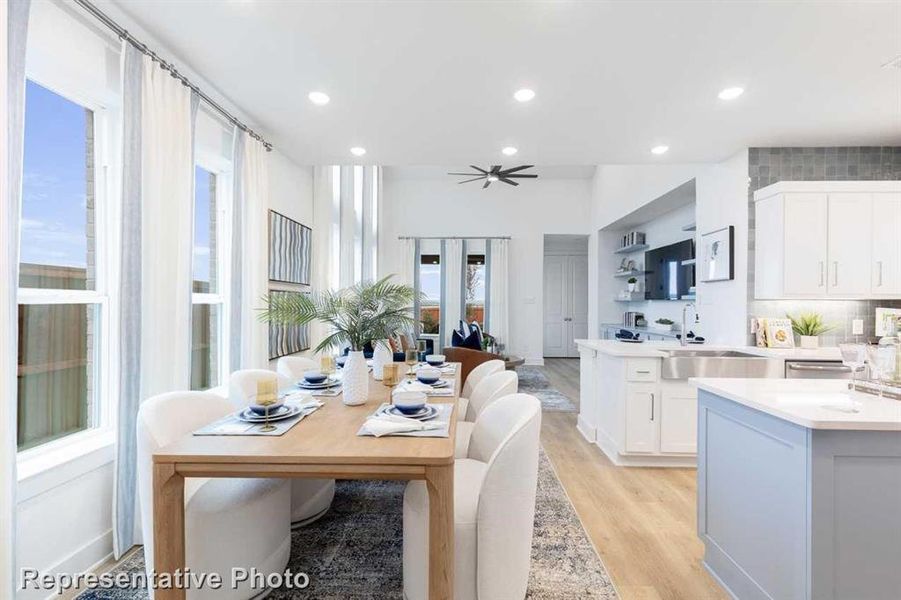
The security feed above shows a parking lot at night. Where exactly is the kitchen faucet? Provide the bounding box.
[681,303,698,346]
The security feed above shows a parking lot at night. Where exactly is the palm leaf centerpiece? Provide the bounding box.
[260,275,419,353]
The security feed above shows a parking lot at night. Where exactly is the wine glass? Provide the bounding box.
[382,362,401,391]
[320,354,336,380]
[405,349,418,379]
[256,378,279,432]
[839,343,866,393]
[866,344,884,398]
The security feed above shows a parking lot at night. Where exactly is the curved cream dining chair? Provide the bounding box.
[276,356,319,381]
[461,359,505,399]
[137,391,291,599]
[403,394,542,600]
[455,370,519,458]
[228,369,336,527]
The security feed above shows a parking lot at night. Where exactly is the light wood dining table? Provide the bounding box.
[152,364,460,599]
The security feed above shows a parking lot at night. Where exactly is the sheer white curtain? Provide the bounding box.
[2,0,30,590]
[113,49,195,557]
[399,237,417,290]
[230,131,269,370]
[442,239,463,348]
[487,238,509,347]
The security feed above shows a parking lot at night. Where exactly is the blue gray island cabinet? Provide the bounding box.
[694,378,901,600]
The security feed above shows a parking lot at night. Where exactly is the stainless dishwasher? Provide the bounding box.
[784,360,852,379]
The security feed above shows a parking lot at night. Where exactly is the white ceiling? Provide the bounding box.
[107,0,901,167]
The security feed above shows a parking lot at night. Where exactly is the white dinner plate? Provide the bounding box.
[377,404,439,421]
[237,405,302,423]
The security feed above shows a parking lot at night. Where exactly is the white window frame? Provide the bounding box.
[191,154,232,390]
[16,78,117,463]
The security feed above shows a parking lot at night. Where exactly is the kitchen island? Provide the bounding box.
[694,378,901,600]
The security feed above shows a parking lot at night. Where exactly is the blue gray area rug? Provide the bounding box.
[77,450,616,599]
[516,366,578,412]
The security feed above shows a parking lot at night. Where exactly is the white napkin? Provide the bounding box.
[361,414,443,438]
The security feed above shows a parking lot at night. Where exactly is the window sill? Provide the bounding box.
[17,428,116,503]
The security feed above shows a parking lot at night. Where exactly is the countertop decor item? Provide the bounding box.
[627,276,637,292]
[787,312,833,349]
[261,275,419,406]
[700,225,734,282]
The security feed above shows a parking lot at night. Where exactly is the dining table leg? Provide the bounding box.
[153,463,186,600]
[425,464,454,600]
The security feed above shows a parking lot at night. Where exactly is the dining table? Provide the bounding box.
[151,363,461,599]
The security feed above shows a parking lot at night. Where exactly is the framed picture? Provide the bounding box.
[268,290,311,359]
[269,210,312,285]
[700,226,734,282]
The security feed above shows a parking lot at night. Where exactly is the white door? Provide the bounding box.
[783,193,828,296]
[624,383,658,453]
[659,384,697,454]
[827,192,872,296]
[872,194,901,296]
[543,255,568,357]
[567,254,589,356]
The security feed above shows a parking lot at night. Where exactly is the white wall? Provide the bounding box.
[379,167,592,363]
[589,150,749,344]
[15,2,316,595]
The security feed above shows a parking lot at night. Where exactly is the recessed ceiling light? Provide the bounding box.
[350,147,366,156]
[514,88,536,102]
[651,145,669,155]
[718,87,744,100]
[308,91,330,105]
[502,146,518,156]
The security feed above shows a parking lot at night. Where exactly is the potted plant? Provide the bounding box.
[627,277,638,293]
[652,317,674,332]
[787,312,833,349]
[261,276,418,406]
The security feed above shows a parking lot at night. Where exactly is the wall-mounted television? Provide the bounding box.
[644,239,694,300]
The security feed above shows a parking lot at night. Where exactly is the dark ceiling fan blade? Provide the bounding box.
[482,179,492,189]
[499,177,519,186]
[469,165,489,174]
[490,165,501,174]
[499,165,535,175]
[457,176,486,184]
[448,172,484,176]
[504,173,539,178]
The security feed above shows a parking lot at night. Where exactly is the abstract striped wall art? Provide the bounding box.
[269,210,312,284]
[268,290,311,359]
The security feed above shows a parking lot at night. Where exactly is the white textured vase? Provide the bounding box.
[371,340,393,381]
[800,335,819,349]
[342,350,369,406]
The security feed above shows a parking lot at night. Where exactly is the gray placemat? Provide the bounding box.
[357,403,453,438]
[194,405,321,436]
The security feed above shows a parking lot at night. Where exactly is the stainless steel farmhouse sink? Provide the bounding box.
[661,349,783,380]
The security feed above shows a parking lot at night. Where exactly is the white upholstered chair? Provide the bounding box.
[461,358,505,399]
[403,394,542,600]
[228,369,336,527]
[455,370,518,458]
[276,355,319,381]
[137,391,291,600]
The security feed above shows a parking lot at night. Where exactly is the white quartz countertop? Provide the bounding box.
[574,338,842,361]
[692,378,901,430]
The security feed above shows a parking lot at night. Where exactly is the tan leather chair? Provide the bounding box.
[443,346,504,387]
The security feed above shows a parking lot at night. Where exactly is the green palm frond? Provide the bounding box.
[259,275,421,353]
[787,312,834,337]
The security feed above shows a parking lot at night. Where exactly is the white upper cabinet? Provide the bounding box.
[755,182,901,300]
[872,194,901,296]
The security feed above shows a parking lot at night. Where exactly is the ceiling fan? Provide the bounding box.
[448,165,538,188]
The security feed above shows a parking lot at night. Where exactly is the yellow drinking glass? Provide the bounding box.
[405,349,418,378]
[382,363,401,387]
[320,355,336,377]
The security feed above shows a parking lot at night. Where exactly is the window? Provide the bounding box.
[465,253,486,328]
[17,80,109,451]
[190,166,224,390]
[419,253,441,335]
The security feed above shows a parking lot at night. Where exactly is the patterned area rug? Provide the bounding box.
[516,366,578,412]
[78,450,616,599]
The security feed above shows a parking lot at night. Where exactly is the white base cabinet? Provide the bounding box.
[589,356,697,467]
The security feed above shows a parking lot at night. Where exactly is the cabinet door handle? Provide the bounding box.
[649,393,655,421]
[819,261,825,287]
[636,369,650,374]
[833,261,838,287]
[878,261,883,287]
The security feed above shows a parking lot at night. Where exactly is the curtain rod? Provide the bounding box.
[397,236,511,240]
[72,0,273,152]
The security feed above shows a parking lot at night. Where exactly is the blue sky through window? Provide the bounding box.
[21,80,89,270]
[193,166,212,285]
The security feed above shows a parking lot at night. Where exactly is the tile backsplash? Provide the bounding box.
[746,147,901,345]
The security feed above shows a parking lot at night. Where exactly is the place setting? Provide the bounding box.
[294,366,343,397]
[419,353,458,375]
[393,365,455,397]
[195,382,324,437]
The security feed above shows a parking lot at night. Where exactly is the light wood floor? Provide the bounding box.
[539,358,728,600]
